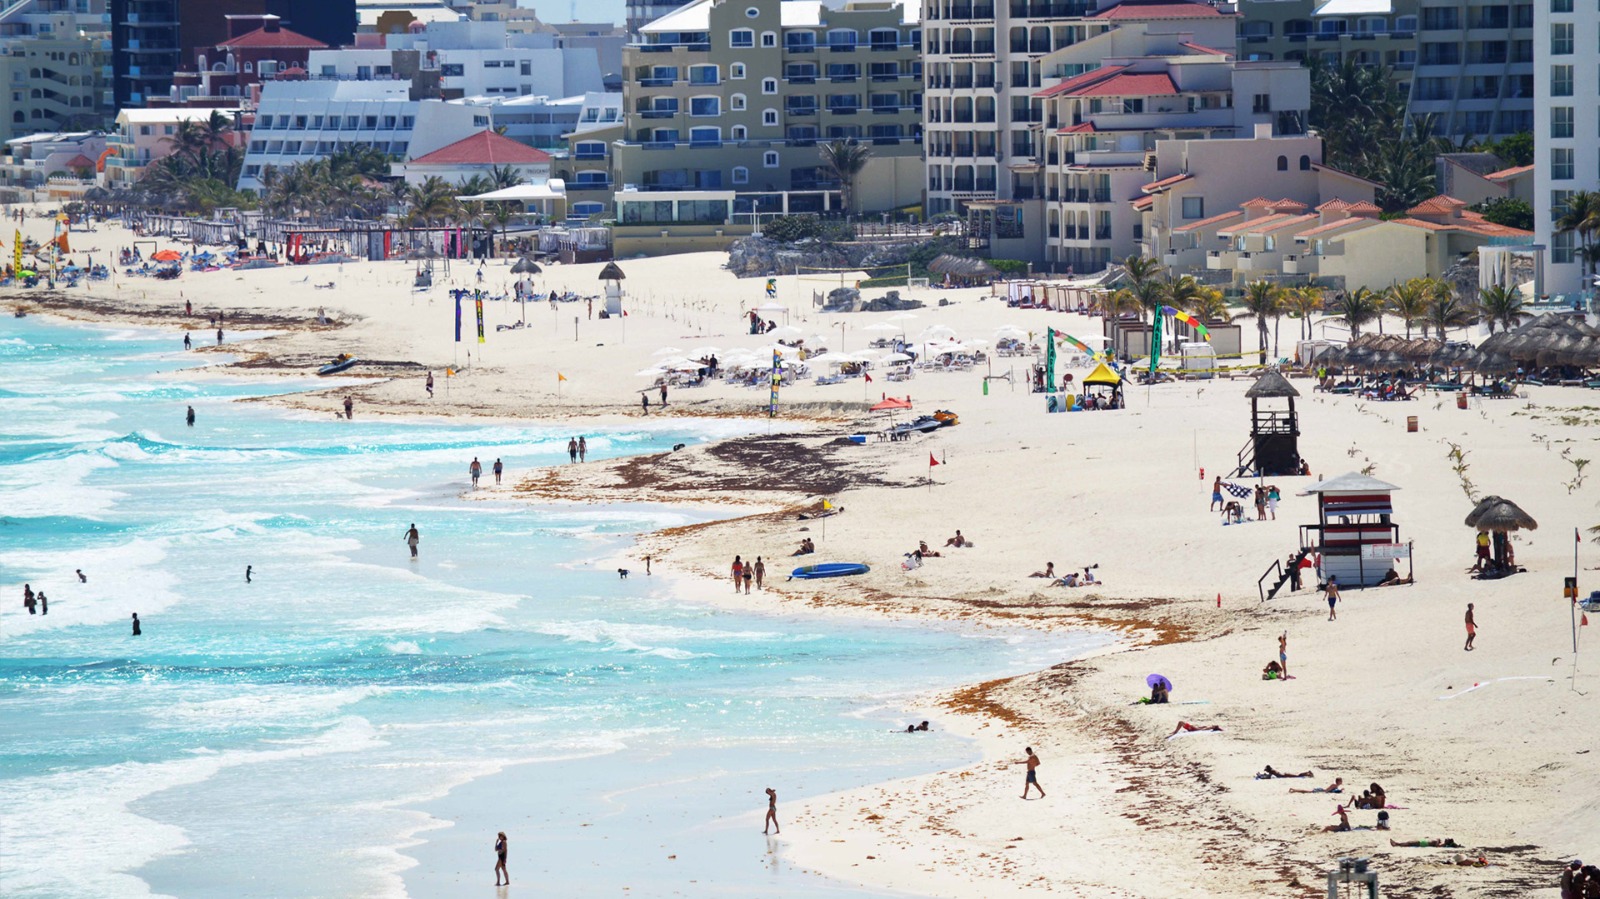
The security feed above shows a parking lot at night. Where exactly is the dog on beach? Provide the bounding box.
[618,568,629,579]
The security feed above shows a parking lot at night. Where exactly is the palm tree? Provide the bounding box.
[1477,283,1526,334]
[1187,286,1230,324]
[1122,277,1167,325]
[1284,286,1324,342]
[1384,278,1432,340]
[1424,283,1476,340]
[1331,287,1381,339]
[1120,253,1161,289]
[1159,273,1204,313]
[489,163,525,190]
[406,176,460,227]
[1555,191,1600,279]
[818,139,871,214]
[1234,280,1283,364]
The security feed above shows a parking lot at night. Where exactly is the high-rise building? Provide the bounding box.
[1408,0,1533,141]
[612,0,924,211]
[112,0,357,108]
[1534,0,1595,298]
[0,1,112,143]
[1232,0,1417,90]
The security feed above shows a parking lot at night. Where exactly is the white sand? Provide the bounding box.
[16,207,1596,897]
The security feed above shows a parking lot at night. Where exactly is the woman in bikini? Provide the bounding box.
[494,831,509,885]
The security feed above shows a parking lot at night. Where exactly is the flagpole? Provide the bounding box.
[1575,527,1581,655]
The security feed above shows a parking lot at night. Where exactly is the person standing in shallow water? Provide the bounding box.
[186,405,195,427]
[493,458,503,485]
[131,613,141,636]
[568,438,578,463]
[404,523,420,559]
[578,436,587,462]
[763,788,779,834]
[469,457,482,488]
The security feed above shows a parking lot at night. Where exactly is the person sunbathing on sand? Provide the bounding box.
[1290,777,1343,794]
[1168,721,1223,736]
[1029,562,1056,578]
[918,541,942,558]
[1324,805,1351,832]
[1256,765,1313,779]
[944,530,969,548]
[1390,838,1459,848]
[792,538,815,556]
[1050,573,1080,587]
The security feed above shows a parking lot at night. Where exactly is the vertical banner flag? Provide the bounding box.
[14,229,21,272]
[1149,311,1164,374]
[453,290,462,342]
[475,291,485,344]
[1046,327,1057,389]
[769,349,780,417]
[765,278,777,298]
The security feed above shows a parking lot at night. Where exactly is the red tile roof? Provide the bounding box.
[1173,209,1243,233]
[1268,197,1308,211]
[1406,195,1468,215]
[1035,65,1126,99]
[1092,0,1229,19]
[1141,172,1192,192]
[1131,194,1155,210]
[1315,199,1351,212]
[1344,201,1381,215]
[1221,212,1295,236]
[1240,196,1275,208]
[217,25,327,50]
[1058,122,1098,133]
[1294,218,1378,240]
[63,154,95,168]
[1072,72,1179,98]
[1485,164,1534,181]
[409,130,552,166]
[1246,213,1319,233]
[1180,41,1232,55]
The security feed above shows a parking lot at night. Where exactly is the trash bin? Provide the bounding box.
[1457,392,1469,410]
[1406,415,1418,432]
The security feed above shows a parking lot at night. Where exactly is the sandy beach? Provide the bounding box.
[10,207,1597,898]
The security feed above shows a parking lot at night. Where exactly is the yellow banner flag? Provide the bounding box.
[13,230,20,271]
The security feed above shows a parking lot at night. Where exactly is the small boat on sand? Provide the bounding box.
[789,562,870,580]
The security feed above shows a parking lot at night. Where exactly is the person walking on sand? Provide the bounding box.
[1325,575,1340,621]
[578,436,587,462]
[1267,484,1280,520]
[763,788,779,834]
[568,437,578,463]
[1278,632,1289,677]
[659,383,668,407]
[216,327,223,346]
[732,556,744,592]
[742,560,753,594]
[469,457,483,488]
[754,557,765,591]
[343,396,354,420]
[493,458,503,485]
[404,523,420,560]
[425,371,434,398]
[1464,603,1477,651]
[1210,476,1224,512]
[494,831,509,885]
[131,613,141,636]
[1020,747,1045,799]
[642,394,650,415]
[186,405,195,427]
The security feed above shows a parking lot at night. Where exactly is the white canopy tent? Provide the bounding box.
[457,179,568,219]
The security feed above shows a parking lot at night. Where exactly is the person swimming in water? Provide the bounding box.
[245,565,253,583]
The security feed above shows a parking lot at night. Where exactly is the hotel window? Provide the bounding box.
[731,62,746,79]
[733,165,749,184]
[762,77,778,94]
[763,108,778,125]
[1552,0,1572,11]
[1553,230,1575,264]
[761,31,777,48]
[1552,147,1574,180]
[764,151,780,168]
[1181,196,1203,219]
[1551,65,1573,96]
[1552,189,1575,222]
[731,125,747,139]
[1551,23,1573,55]
[731,93,747,110]
[731,29,754,49]
[1553,106,1574,138]
[690,97,721,116]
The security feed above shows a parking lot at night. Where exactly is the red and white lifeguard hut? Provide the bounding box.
[1299,472,1408,587]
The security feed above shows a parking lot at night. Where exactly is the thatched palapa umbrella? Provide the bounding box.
[511,257,541,274]
[1465,495,1536,573]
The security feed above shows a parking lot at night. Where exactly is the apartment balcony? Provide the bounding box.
[1282,253,1317,275]
[1206,249,1238,270]
[786,75,816,84]
[1235,251,1261,271]
[638,77,676,87]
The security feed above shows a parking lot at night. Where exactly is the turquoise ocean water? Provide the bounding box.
[0,318,1103,898]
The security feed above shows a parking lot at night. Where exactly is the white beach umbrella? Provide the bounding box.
[921,325,958,341]
[687,345,722,356]
[769,325,804,339]
[635,367,666,377]
[652,346,684,356]
[807,352,848,367]
[994,325,1029,339]
[966,338,989,349]
[668,361,705,372]
[884,352,913,363]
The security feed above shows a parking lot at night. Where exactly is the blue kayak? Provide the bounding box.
[790,563,870,579]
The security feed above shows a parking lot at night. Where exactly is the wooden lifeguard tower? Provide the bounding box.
[1300,472,1405,588]
[1234,370,1301,477]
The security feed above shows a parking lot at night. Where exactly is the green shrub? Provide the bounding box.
[990,259,1030,277]
[760,215,823,243]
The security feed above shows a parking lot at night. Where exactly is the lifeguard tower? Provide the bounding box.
[1300,472,1404,588]
[1234,370,1300,477]
[599,261,626,315]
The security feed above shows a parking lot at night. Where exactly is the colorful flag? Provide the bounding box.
[864,372,873,383]
[1160,305,1210,340]
[1056,332,1098,358]
[928,453,940,467]
[453,292,462,343]
[475,295,485,344]
[765,278,777,298]
[13,229,21,271]
[1149,311,1163,374]
[558,373,568,382]
[769,349,781,417]
[822,499,833,511]
[1045,327,1057,388]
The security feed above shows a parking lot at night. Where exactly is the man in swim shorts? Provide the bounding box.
[1464,603,1477,651]
[1020,747,1045,799]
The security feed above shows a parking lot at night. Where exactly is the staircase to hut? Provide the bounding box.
[1258,548,1312,602]
[1230,436,1255,478]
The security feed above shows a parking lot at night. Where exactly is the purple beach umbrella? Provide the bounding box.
[1146,674,1173,692]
